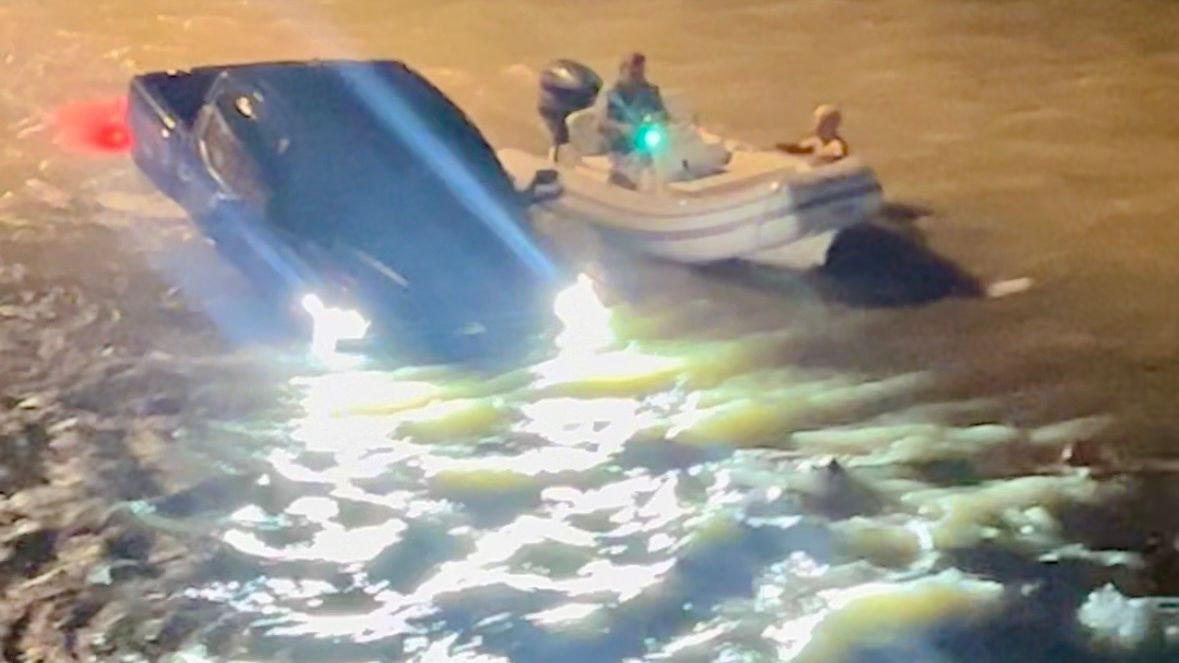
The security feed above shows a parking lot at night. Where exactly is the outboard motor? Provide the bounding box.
[538,59,602,154]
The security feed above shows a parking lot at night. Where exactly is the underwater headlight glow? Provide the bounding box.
[553,273,614,354]
[301,294,370,358]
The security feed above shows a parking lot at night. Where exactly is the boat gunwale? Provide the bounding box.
[499,148,880,221]
[548,180,881,241]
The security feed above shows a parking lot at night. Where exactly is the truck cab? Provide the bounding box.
[128,60,566,364]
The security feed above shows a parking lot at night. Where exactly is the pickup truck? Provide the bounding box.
[127,59,565,364]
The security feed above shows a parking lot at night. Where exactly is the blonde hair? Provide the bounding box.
[813,104,842,125]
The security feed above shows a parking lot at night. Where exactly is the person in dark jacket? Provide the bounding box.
[602,52,668,155]
[602,52,669,188]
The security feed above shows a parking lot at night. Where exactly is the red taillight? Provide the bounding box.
[53,96,134,154]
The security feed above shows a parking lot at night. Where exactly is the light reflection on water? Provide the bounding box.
[147,284,1139,661]
[4,0,1178,659]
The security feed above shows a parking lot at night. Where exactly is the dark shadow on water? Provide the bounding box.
[817,222,984,307]
[697,220,983,308]
[879,200,935,227]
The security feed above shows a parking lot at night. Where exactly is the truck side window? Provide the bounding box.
[197,105,266,210]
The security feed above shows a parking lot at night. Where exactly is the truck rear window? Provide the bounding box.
[197,106,266,209]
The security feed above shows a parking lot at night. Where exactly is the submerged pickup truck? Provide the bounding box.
[127,59,565,363]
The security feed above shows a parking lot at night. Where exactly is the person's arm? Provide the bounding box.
[601,118,633,144]
[605,88,625,123]
[648,85,669,121]
[775,136,819,154]
[602,90,634,140]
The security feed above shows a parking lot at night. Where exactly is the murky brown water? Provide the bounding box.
[2,0,1178,661]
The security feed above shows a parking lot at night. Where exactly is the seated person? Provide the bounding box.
[777,104,850,162]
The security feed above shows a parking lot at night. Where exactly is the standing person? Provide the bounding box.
[602,52,669,187]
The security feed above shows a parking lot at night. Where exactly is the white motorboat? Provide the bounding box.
[502,60,884,268]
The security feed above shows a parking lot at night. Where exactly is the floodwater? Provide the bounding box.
[1,0,1178,661]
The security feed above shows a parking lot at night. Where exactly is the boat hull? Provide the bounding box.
[500,147,883,268]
